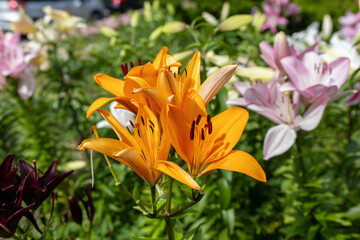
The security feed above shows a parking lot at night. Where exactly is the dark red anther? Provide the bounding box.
[190,120,195,140]
[196,114,201,125]
[141,116,145,125]
[207,115,210,123]
[129,120,135,128]
[208,121,213,134]
[121,64,128,75]
[201,128,205,140]
[124,63,128,72]
[178,67,181,75]
[126,127,131,133]
[174,72,176,78]
[130,61,134,69]
[138,58,142,66]
[184,68,187,76]
[149,120,155,127]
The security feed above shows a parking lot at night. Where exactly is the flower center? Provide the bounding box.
[189,114,213,141]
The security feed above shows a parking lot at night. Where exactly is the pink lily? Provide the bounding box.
[227,81,328,160]
[0,30,38,100]
[344,82,360,106]
[339,11,360,41]
[259,31,317,77]
[280,51,350,102]
[261,4,288,33]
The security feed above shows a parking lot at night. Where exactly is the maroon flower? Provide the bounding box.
[0,155,34,238]
[18,158,73,209]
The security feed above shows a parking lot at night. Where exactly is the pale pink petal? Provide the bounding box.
[325,57,350,89]
[300,98,328,131]
[248,105,284,124]
[263,124,297,160]
[226,97,248,106]
[281,56,313,90]
[259,41,277,69]
[233,81,251,95]
[17,67,35,100]
[244,84,271,107]
[279,82,296,92]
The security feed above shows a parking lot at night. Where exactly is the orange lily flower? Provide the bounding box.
[78,103,200,189]
[154,90,266,182]
[86,47,181,118]
[86,47,237,118]
[132,51,238,111]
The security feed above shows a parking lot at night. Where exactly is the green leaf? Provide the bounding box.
[218,177,231,209]
[133,186,141,202]
[347,203,360,220]
[221,208,235,235]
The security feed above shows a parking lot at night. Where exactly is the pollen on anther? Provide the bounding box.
[138,59,142,66]
[207,114,211,123]
[201,128,205,140]
[196,114,202,125]
[190,120,195,140]
[130,61,134,68]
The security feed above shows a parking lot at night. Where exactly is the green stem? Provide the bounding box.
[165,217,174,240]
[296,137,307,184]
[147,191,204,219]
[151,185,157,216]
[165,177,174,214]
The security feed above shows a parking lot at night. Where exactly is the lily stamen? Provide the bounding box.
[196,114,201,125]
[190,120,195,140]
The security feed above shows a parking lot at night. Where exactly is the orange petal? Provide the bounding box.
[181,51,201,94]
[203,107,249,164]
[199,64,237,105]
[97,109,139,150]
[153,47,169,69]
[94,74,124,96]
[197,150,267,182]
[164,104,193,165]
[132,87,167,114]
[113,148,158,186]
[86,97,118,118]
[181,90,207,121]
[154,160,200,189]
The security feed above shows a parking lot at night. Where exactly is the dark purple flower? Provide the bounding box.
[0,155,34,238]
[68,196,83,225]
[18,158,73,209]
[77,185,95,222]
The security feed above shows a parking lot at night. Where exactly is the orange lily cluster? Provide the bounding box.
[78,47,266,190]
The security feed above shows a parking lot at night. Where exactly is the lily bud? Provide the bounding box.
[130,11,140,28]
[199,64,238,105]
[162,21,186,34]
[274,32,291,71]
[219,15,253,31]
[68,197,83,225]
[100,27,118,38]
[202,12,218,26]
[221,2,230,21]
[322,14,332,39]
[252,11,266,32]
[236,67,274,82]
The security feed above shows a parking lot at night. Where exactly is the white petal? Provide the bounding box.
[263,124,297,160]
